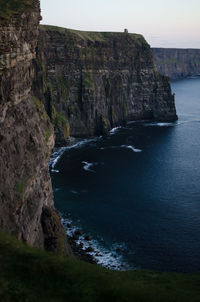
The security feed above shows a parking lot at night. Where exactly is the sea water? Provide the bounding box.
[51,77,200,272]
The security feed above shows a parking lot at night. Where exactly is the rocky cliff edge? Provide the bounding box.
[0,0,71,255]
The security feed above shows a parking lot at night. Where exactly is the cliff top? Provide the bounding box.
[0,0,39,20]
[40,24,146,45]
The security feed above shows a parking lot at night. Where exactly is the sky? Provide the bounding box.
[40,0,200,48]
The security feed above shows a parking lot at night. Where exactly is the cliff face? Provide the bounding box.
[33,26,177,144]
[0,1,71,255]
[152,48,200,80]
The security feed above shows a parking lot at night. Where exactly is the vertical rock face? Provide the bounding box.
[33,26,177,144]
[0,1,71,255]
[152,48,200,80]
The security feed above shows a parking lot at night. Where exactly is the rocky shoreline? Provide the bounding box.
[60,214,131,270]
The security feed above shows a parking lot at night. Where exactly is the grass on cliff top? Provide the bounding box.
[40,24,145,44]
[0,231,200,302]
[0,0,35,19]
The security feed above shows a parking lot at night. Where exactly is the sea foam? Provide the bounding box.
[109,126,122,135]
[121,145,142,152]
[143,122,175,127]
[49,137,101,171]
[82,161,95,172]
[61,214,131,271]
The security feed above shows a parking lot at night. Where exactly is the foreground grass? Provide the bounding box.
[0,232,200,301]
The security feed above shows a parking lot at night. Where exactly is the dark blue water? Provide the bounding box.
[51,77,200,272]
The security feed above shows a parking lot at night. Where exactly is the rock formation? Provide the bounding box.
[152,48,200,80]
[0,0,71,255]
[33,26,177,144]
[0,0,177,255]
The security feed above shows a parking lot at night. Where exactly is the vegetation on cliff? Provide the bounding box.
[40,24,146,44]
[0,0,37,19]
[0,231,200,302]
[0,0,72,255]
[33,24,177,144]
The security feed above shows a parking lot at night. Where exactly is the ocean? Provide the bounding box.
[50,77,200,272]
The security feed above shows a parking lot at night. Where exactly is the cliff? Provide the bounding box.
[0,0,71,255]
[152,48,200,80]
[33,25,177,144]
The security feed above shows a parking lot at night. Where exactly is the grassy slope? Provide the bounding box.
[40,24,146,45]
[0,0,34,19]
[0,231,200,302]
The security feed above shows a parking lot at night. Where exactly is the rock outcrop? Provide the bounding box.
[33,26,177,144]
[152,48,200,80]
[0,0,71,255]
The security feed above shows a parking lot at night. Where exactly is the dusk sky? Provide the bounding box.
[40,0,200,48]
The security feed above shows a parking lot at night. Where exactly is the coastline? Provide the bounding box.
[49,134,131,270]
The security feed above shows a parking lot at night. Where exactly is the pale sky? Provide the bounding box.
[40,0,200,48]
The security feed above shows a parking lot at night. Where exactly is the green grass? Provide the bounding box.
[40,24,145,44]
[0,0,35,19]
[45,130,51,141]
[52,111,68,127]
[0,231,200,301]
[15,182,24,194]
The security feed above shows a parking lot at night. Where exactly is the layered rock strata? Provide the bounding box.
[33,26,177,144]
[0,1,71,255]
[152,48,200,80]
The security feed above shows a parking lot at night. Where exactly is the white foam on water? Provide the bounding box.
[51,169,59,173]
[49,147,67,169]
[127,119,148,125]
[143,122,175,127]
[61,215,131,271]
[157,122,175,127]
[82,161,95,172]
[49,137,101,171]
[109,126,122,135]
[121,145,142,153]
[71,190,79,194]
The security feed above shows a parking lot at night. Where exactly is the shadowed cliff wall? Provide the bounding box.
[33,25,177,144]
[0,0,71,256]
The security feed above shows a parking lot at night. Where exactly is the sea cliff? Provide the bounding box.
[33,25,177,144]
[0,0,71,255]
[0,0,176,252]
[152,48,200,80]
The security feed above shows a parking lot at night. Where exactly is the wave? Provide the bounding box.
[143,122,175,127]
[121,145,142,153]
[82,161,104,172]
[51,169,59,173]
[82,161,95,172]
[127,120,147,125]
[61,214,131,271]
[109,126,122,135]
[49,137,101,171]
[49,147,67,170]
[71,190,79,194]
